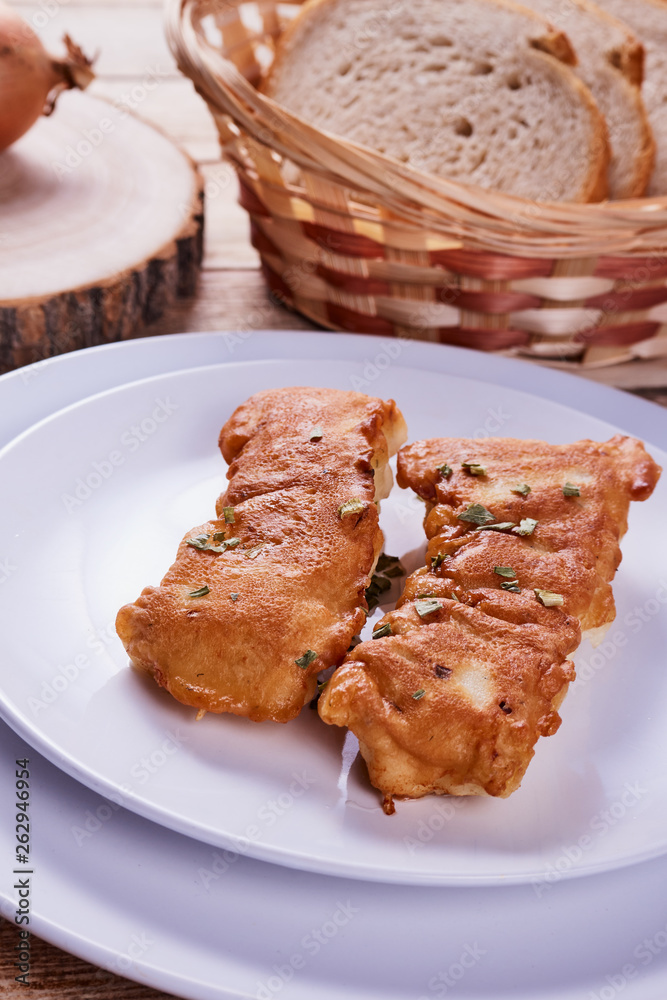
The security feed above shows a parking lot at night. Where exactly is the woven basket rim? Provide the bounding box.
[165,0,667,258]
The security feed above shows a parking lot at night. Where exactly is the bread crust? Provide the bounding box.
[526,48,610,201]
[518,0,653,197]
[614,71,656,197]
[573,0,645,85]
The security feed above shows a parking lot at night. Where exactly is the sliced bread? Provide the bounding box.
[518,0,654,198]
[594,0,667,195]
[264,0,609,202]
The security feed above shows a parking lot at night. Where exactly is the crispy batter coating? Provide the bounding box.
[319,590,580,801]
[116,387,407,723]
[397,434,661,636]
[319,434,660,808]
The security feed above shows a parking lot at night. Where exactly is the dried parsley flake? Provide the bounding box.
[339,499,364,518]
[415,598,444,618]
[534,589,564,608]
[295,650,318,669]
[513,518,538,537]
[461,461,487,477]
[457,503,496,526]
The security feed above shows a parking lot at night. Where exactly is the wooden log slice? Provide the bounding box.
[0,90,204,373]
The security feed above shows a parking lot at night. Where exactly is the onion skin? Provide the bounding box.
[0,0,94,152]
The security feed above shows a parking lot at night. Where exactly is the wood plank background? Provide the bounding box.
[2,0,667,996]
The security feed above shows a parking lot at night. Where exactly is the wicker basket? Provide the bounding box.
[166,0,667,367]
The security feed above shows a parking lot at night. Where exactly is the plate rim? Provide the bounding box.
[2,330,667,448]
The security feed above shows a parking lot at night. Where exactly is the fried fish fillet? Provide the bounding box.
[319,589,580,807]
[319,434,660,809]
[116,387,407,723]
[398,434,661,639]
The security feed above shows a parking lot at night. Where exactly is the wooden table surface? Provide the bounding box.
[2,0,667,996]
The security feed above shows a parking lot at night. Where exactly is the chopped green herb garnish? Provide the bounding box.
[372,623,393,639]
[513,518,538,537]
[500,582,521,593]
[494,566,517,579]
[187,533,239,554]
[209,537,241,554]
[450,592,461,602]
[309,425,324,441]
[458,503,496,526]
[339,498,365,518]
[368,576,392,596]
[188,585,210,599]
[295,649,318,669]
[461,461,487,477]
[230,593,239,601]
[223,507,235,524]
[415,597,444,618]
[376,553,405,577]
[412,689,426,700]
[245,543,265,559]
[563,482,581,497]
[512,484,531,496]
[365,573,392,612]
[534,589,564,608]
[475,522,516,533]
[186,534,211,550]
[436,463,453,479]
[431,552,449,570]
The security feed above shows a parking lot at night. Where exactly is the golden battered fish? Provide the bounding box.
[397,434,660,639]
[319,589,580,808]
[319,434,660,810]
[116,387,407,723]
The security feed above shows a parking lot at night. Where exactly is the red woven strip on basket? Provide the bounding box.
[302,223,385,259]
[594,257,667,281]
[326,302,395,335]
[250,221,282,259]
[575,321,660,347]
[316,266,391,296]
[584,286,667,311]
[430,249,554,280]
[238,177,271,218]
[261,261,294,305]
[436,326,531,350]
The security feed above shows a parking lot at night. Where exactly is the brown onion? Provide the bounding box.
[0,0,94,152]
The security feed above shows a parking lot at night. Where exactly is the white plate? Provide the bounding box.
[4,718,667,1000]
[1,339,666,886]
